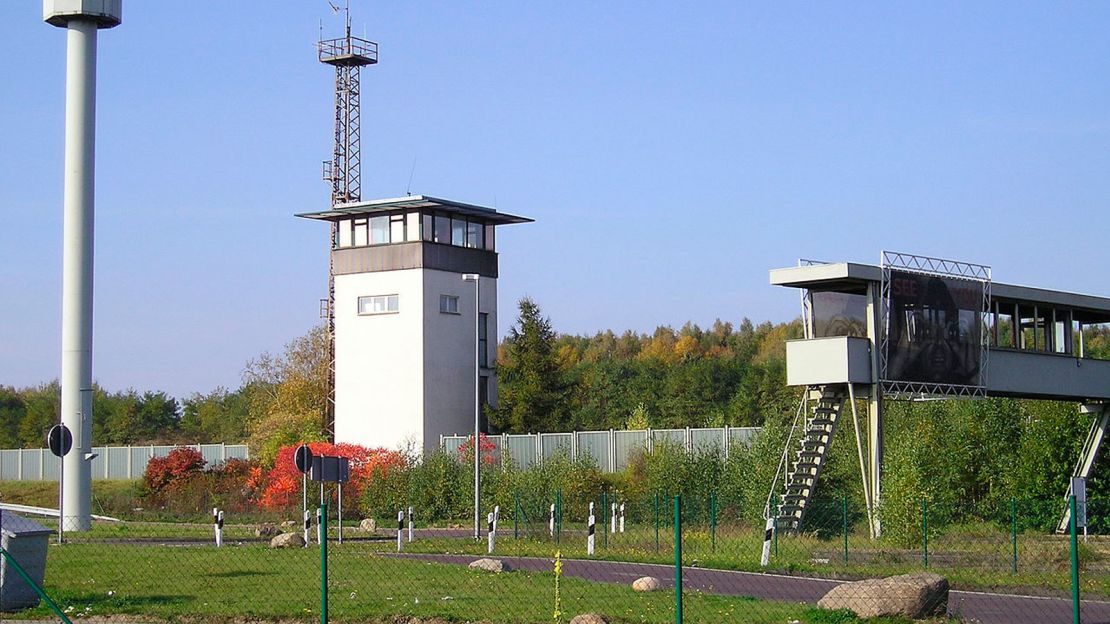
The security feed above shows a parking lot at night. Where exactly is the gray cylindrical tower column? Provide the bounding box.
[45,0,122,532]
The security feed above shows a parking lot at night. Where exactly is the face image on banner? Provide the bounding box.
[885,270,983,387]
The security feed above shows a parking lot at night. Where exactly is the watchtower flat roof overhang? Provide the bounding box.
[296,195,534,226]
[771,261,1110,324]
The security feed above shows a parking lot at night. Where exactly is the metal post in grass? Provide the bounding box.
[674,495,683,624]
[320,504,328,624]
[1010,498,1018,574]
[654,492,660,553]
[843,495,849,566]
[1070,494,1080,624]
[922,499,929,569]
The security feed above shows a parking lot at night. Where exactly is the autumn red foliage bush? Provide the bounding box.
[143,447,206,494]
[457,433,498,465]
[257,442,406,511]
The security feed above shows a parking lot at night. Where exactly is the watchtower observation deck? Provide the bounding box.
[318,35,378,67]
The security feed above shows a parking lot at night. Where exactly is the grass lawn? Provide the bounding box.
[26,540,926,624]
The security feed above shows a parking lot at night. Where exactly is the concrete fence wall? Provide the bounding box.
[0,444,249,481]
[441,427,761,472]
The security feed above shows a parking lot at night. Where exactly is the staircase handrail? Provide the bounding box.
[764,388,809,520]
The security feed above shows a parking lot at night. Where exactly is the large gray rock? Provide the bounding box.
[570,614,609,624]
[468,558,511,573]
[632,576,662,592]
[818,572,948,619]
[269,532,306,549]
[359,518,377,532]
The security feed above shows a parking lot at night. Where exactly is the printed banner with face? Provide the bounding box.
[885,270,984,387]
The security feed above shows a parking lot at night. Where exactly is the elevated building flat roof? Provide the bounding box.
[296,194,534,225]
[770,261,1110,323]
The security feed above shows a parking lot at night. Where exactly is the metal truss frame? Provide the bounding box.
[879,251,992,400]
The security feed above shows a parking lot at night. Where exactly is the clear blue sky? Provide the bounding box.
[3,2,1110,399]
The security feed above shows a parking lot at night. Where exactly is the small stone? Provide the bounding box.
[359,518,377,532]
[632,576,662,592]
[468,558,511,573]
[255,524,280,538]
[280,520,296,527]
[570,613,609,624]
[269,532,306,549]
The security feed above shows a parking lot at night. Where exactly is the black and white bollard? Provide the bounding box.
[316,506,323,545]
[611,503,617,534]
[619,503,625,533]
[760,517,774,567]
[396,510,404,552]
[549,503,556,537]
[303,508,311,548]
[587,502,596,556]
[487,511,495,554]
[407,506,414,543]
[213,507,224,548]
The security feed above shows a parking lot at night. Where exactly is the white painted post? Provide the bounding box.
[760,517,774,567]
[303,508,310,548]
[619,503,625,533]
[337,483,343,544]
[487,511,495,554]
[610,503,617,533]
[213,508,224,548]
[587,504,596,556]
[396,510,405,552]
[407,506,414,542]
[549,503,556,537]
[316,506,323,546]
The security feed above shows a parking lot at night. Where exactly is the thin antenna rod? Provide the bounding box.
[407,157,417,196]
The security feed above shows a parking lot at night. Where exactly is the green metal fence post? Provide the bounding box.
[556,490,563,545]
[674,494,683,624]
[843,495,849,566]
[710,491,717,553]
[320,503,328,624]
[654,492,660,553]
[772,516,778,557]
[514,490,520,540]
[922,499,929,569]
[1010,498,1018,574]
[0,547,74,624]
[1070,494,1081,624]
[602,490,608,549]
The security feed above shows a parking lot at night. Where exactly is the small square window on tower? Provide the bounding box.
[440,294,459,314]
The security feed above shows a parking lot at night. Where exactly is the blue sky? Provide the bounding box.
[3,2,1110,398]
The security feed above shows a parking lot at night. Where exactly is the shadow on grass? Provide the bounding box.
[204,570,279,578]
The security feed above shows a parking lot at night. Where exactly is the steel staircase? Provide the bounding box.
[775,386,848,531]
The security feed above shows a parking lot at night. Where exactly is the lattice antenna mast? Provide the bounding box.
[318,3,378,439]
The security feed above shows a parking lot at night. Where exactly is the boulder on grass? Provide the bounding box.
[270,532,306,549]
[818,572,948,619]
[468,558,511,573]
[280,520,296,527]
[255,524,280,538]
[359,518,377,532]
[570,614,609,624]
[632,576,662,592]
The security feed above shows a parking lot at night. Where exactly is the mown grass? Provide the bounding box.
[25,541,930,624]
